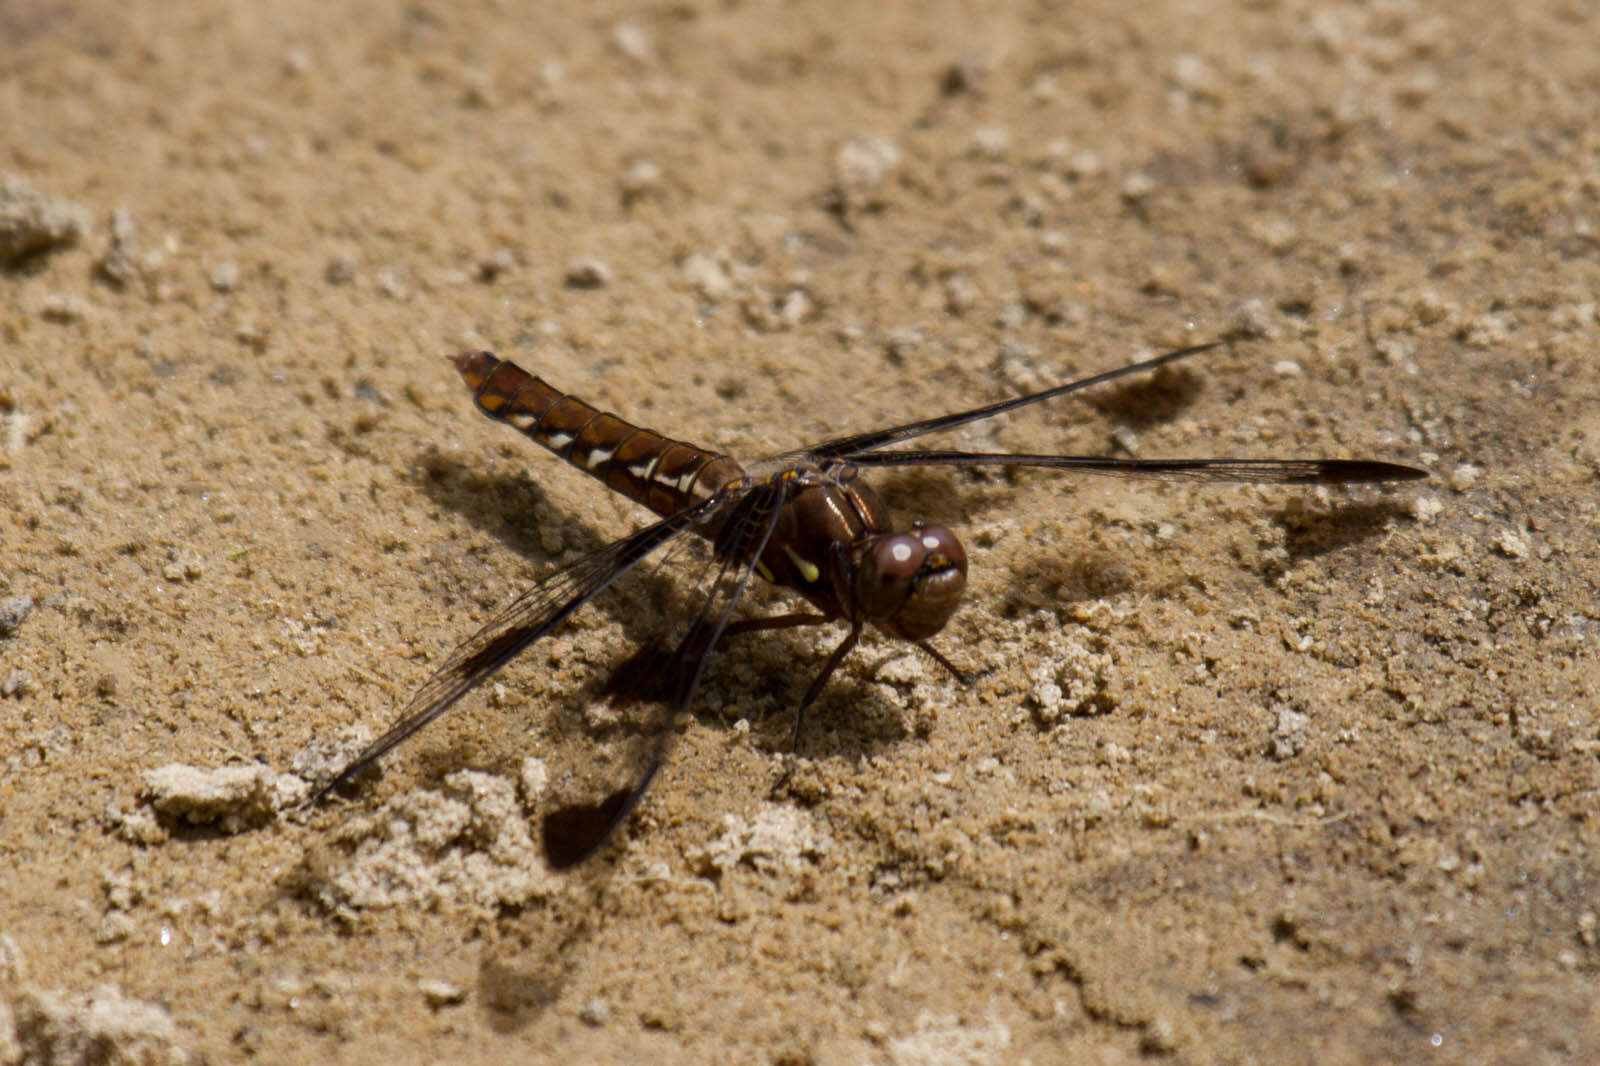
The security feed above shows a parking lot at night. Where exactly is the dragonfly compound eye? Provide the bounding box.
[858,525,968,640]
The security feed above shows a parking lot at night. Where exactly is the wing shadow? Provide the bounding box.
[1272,499,1416,563]
[410,447,682,653]
[1085,362,1206,428]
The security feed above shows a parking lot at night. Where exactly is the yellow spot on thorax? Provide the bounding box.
[783,545,821,584]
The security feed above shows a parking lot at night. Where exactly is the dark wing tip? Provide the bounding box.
[1316,460,1430,483]
[304,760,377,809]
[541,789,640,869]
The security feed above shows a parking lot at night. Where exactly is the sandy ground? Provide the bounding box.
[3,1,1598,1062]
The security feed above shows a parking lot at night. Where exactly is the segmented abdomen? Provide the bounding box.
[456,350,746,517]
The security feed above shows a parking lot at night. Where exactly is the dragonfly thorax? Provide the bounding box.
[753,464,970,640]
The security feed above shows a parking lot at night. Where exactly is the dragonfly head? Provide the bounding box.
[855,524,968,640]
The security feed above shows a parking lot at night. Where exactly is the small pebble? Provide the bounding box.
[418,979,467,1008]
[579,998,613,1026]
[0,594,33,636]
[209,261,241,292]
[565,257,613,289]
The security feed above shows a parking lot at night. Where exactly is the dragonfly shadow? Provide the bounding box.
[1272,500,1416,563]
[475,874,614,1032]
[992,499,1412,611]
[414,448,607,565]
[759,638,916,756]
[411,449,684,653]
[1086,362,1205,429]
[871,465,989,515]
[998,551,1141,616]
[595,620,914,764]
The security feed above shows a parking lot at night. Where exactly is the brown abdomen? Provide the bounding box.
[456,351,745,517]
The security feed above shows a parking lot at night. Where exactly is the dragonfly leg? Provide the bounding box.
[917,640,977,685]
[790,624,861,752]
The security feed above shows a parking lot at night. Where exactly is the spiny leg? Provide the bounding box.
[790,624,862,752]
[613,611,834,735]
[767,623,862,801]
[917,640,975,685]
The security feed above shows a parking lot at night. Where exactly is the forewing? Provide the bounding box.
[836,452,1427,484]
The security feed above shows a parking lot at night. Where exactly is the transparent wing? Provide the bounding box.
[835,452,1427,484]
[313,490,734,804]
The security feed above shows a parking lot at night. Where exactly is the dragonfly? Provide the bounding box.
[314,341,1425,867]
